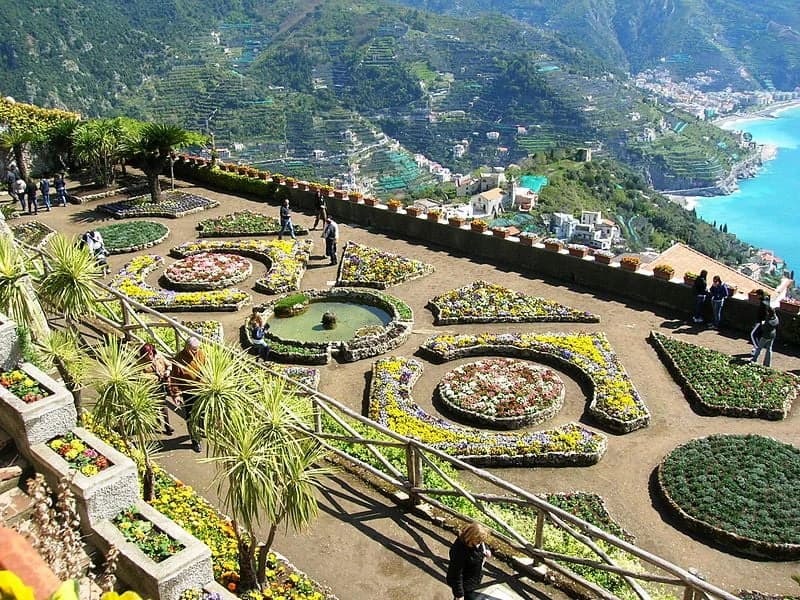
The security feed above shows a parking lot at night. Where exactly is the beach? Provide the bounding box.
[712,97,800,129]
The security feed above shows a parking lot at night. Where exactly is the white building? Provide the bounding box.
[551,212,579,240]
[471,187,505,219]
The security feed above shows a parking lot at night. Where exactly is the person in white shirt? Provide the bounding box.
[322,217,339,265]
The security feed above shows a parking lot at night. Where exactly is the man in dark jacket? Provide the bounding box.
[446,523,490,600]
[692,269,708,324]
[751,307,779,367]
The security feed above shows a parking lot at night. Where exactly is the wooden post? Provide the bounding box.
[405,444,423,504]
[120,301,132,342]
[534,508,545,563]
[313,398,322,434]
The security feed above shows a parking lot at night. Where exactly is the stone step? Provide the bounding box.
[474,583,529,600]
[0,485,35,527]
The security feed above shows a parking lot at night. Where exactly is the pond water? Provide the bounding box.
[267,301,391,343]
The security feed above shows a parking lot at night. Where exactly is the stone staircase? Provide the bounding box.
[0,428,35,529]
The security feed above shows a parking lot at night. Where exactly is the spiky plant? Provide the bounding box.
[0,234,49,341]
[38,234,103,324]
[34,329,90,409]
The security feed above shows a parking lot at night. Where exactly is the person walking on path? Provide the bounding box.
[751,306,779,367]
[322,216,339,265]
[446,522,492,600]
[174,336,207,453]
[54,173,67,206]
[278,198,296,240]
[312,189,327,230]
[749,289,771,354]
[13,177,26,212]
[5,169,17,203]
[38,177,51,211]
[25,177,38,215]
[708,275,729,329]
[692,269,708,324]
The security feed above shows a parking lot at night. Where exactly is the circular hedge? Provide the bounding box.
[97,221,169,254]
[658,434,800,558]
[436,358,565,429]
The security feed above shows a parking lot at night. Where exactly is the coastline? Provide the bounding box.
[712,98,800,129]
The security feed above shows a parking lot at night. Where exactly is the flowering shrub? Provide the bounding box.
[172,238,313,295]
[338,241,434,289]
[567,243,588,251]
[542,238,562,246]
[110,255,251,311]
[48,431,112,476]
[368,356,606,466]
[470,219,488,228]
[11,220,55,249]
[165,253,252,290]
[386,198,402,209]
[99,191,219,219]
[620,256,640,268]
[0,370,47,403]
[421,332,649,432]
[652,264,675,277]
[437,358,565,428]
[113,506,185,562]
[197,210,308,237]
[650,331,798,419]
[593,250,614,259]
[96,221,170,254]
[428,280,598,324]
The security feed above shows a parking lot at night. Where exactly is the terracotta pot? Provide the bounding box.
[428,213,442,222]
[654,270,673,281]
[257,172,269,180]
[544,242,562,252]
[470,223,488,233]
[492,229,509,239]
[364,197,379,206]
[621,262,639,272]
[748,293,763,304]
[333,190,346,200]
[684,276,697,286]
[406,207,422,217]
[388,205,401,213]
[448,218,465,227]
[594,254,612,265]
[779,299,800,314]
[519,236,535,246]
[568,248,588,258]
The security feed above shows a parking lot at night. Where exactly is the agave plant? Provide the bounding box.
[0,232,49,341]
[38,234,103,324]
[34,329,90,409]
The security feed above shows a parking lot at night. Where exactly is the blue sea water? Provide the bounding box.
[694,106,800,271]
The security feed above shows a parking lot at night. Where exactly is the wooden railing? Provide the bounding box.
[25,243,739,600]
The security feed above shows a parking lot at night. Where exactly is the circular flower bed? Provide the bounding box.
[165,252,252,291]
[657,434,800,558]
[96,221,170,254]
[437,358,565,429]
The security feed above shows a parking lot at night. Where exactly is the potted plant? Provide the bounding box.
[348,191,363,203]
[779,297,800,315]
[567,243,589,258]
[427,209,442,222]
[491,226,509,239]
[748,289,764,304]
[543,238,563,252]
[620,256,641,272]
[653,264,675,281]
[257,170,269,180]
[387,198,402,213]
[519,232,537,246]
[593,250,614,265]
[364,196,379,206]
[271,173,285,184]
[470,219,488,233]
[333,189,347,200]
[448,215,466,227]
[684,271,698,286]
[285,176,298,188]
[406,206,423,217]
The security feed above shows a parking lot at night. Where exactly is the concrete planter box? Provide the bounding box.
[0,313,20,370]
[28,427,139,526]
[0,362,76,451]
[92,499,213,600]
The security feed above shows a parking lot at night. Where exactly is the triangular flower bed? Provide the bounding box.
[337,241,433,289]
[368,356,607,467]
[428,280,599,324]
[99,191,219,219]
[649,331,799,420]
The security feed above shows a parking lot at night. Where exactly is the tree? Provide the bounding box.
[128,123,200,202]
[44,119,80,172]
[201,370,332,591]
[72,118,128,186]
[0,130,37,180]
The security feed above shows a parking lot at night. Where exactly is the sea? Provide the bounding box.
[694,105,800,272]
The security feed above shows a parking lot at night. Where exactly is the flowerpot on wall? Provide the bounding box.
[427,212,442,222]
[621,262,639,272]
[684,276,697,286]
[779,299,800,315]
[406,207,422,217]
[568,248,588,258]
[594,254,612,265]
[448,218,465,228]
[492,228,509,239]
[364,197,379,206]
[388,204,401,213]
[333,190,346,200]
[653,270,673,281]
[544,242,562,252]
[748,292,763,304]
[519,236,535,246]
[470,222,488,233]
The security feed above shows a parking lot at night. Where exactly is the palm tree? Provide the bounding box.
[37,234,103,325]
[128,123,200,202]
[44,119,80,172]
[0,130,37,180]
[204,372,332,591]
[72,119,128,187]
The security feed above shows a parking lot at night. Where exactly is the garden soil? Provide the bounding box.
[24,177,800,598]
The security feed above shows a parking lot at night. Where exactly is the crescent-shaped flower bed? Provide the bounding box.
[96,221,170,254]
[650,331,799,420]
[245,288,413,364]
[420,332,649,433]
[337,241,434,289]
[171,238,313,294]
[11,220,56,249]
[436,358,565,429]
[99,191,219,219]
[110,255,251,312]
[164,252,253,291]
[368,356,606,466]
[657,434,800,559]
[428,281,599,324]
[197,210,308,237]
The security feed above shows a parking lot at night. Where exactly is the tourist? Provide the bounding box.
[446,522,492,600]
[5,169,17,202]
[312,189,327,230]
[54,173,67,206]
[25,177,37,215]
[322,216,339,265]
[174,337,206,453]
[82,230,110,275]
[751,306,779,367]
[38,177,51,211]
[13,177,26,212]
[708,275,729,329]
[247,307,270,360]
[750,289,770,354]
[691,269,708,324]
[277,198,296,240]
[138,343,175,435]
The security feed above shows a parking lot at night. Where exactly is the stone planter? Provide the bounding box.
[0,362,76,451]
[544,242,562,252]
[448,218,466,228]
[28,427,139,526]
[470,223,488,233]
[91,499,213,600]
[0,313,21,370]
[779,299,800,315]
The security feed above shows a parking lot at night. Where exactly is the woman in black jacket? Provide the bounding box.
[446,522,491,600]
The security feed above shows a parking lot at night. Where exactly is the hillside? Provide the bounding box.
[392,0,800,90]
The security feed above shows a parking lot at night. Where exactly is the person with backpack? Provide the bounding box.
[750,306,779,367]
[708,275,729,329]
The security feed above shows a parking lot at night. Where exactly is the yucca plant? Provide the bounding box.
[0,232,49,341]
[34,329,90,409]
